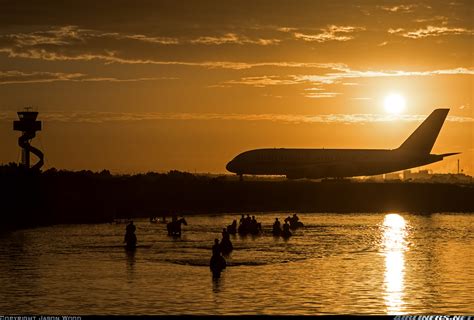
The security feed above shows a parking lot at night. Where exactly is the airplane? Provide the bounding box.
[226,108,459,180]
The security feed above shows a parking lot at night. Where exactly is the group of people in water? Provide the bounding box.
[210,213,304,277]
[123,213,304,278]
[124,214,187,248]
[230,214,262,235]
[272,213,304,238]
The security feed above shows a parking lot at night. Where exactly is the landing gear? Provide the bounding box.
[238,174,243,182]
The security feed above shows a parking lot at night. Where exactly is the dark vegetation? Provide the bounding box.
[1,163,473,230]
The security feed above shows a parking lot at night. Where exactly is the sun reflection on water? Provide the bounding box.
[382,213,408,314]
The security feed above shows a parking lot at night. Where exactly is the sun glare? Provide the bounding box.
[384,94,406,114]
[382,213,408,314]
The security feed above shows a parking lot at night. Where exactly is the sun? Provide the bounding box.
[384,94,406,114]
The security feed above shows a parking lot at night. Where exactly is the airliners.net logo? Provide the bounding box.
[395,316,473,320]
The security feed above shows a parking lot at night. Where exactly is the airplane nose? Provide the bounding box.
[226,160,236,173]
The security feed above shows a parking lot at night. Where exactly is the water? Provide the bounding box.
[0,212,473,315]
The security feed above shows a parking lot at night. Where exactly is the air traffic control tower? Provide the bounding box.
[13,109,44,170]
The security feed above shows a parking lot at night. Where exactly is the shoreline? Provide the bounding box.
[1,168,473,230]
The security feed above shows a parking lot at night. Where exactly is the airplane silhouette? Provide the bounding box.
[226,109,458,179]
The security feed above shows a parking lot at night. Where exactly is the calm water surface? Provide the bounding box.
[0,212,473,315]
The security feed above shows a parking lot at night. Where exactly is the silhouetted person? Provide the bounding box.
[246,214,251,224]
[171,214,177,223]
[220,228,233,255]
[287,213,303,229]
[212,238,222,256]
[126,220,136,234]
[292,214,299,223]
[227,220,237,235]
[210,239,226,278]
[239,214,251,235]
[124,220,137,249]
[222,228,229,240]
[274,218,281,228]
[282,221,292,238]
[272,218,281,236]
[250,216,258,234]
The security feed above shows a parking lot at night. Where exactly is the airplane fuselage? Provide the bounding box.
[226,148,444,179]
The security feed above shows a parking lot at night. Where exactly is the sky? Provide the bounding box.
[0,0,472,174]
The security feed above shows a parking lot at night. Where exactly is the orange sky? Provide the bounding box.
[0,0,472,174]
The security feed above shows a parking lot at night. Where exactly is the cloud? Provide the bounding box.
[216,66,474,98]
[0,25,280,51]
[1,111,472,124]
[388,28,405,34]
[5,49,354,73]
[0,38,347,70]
[304,87,325,91]
[221,75,300,87]
[304,92,341,98]
[288,25,365,43]
[221,66,474,88]
[277,27,298,33]
[0,70,175,85]
[294,66,474,85]
[0,70,84,84]
[414,16,449,24]
[189,33,280,45]
[4,25,84,47]
[0,25,356,69]
[378,4,418,13]
[101,32,180,45]
[388,25,474,38]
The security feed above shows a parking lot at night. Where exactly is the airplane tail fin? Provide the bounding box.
[397,108,449,154]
